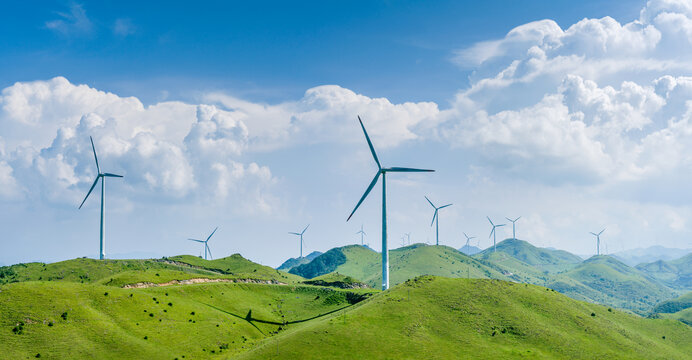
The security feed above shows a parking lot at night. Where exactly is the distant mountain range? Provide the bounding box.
[636,253,692,290]
[458,244,482,255]
[612,245,692,266]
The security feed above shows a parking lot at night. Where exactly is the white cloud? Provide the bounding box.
[443,0,692,189]
[45,3,93,37]
[113,18,135,37]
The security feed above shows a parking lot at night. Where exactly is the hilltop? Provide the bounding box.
[0,254,303,288]
[459,244,482,255]
[290,244,509,288]
[548,255,676,314]
[475,238,582,273]
[239,276,692,359]
[636,253,692,290]
[276,251,322,271]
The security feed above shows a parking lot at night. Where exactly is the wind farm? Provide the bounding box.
[3,1,692,359]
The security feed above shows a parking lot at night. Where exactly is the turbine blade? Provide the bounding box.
[489,228,494,238]
[430,210,438,227]
[487,216,494,226]
[347,171,381,221]
[439,204,452,209]
[90,136,100,174]
[188,238,205,243]
[385,167,434,173]
[599,229,605,235]
[515,216,521,221]
[505,217,512,222]
[463,232,469,240]
[78,176,100,209]
[424,196,435,208]
[497,224,506,227]
[289,232,301,235]
[103,173,123,178]
[207,227,218,241]
[206,244,213,260]
[470,236,476,240]
[590,232,597,236]
[302,224,310,234]
[357,116,381,170]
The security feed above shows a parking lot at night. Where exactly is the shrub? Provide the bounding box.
[61,312,68,320]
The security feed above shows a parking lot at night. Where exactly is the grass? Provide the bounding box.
[652,292,692,326]
[291,244,510,288]
[636,253,692,290]
[0,280,374,359]
[238,276,692,360]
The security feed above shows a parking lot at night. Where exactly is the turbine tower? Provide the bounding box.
[463,232,476,254]
[356,225,366,245]
[487,217,506,252]
[79,136,123,260]
[506,216,521,241]
[347,116,434,290]
[590,229,605,256]
[188,227,218,260]
[425,196,452,246]
[405,232,411,245]
[289,224,310,258]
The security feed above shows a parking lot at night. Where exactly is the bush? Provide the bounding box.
[61,312,68,320]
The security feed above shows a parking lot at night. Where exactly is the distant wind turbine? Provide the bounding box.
[289,224,310,258]
[356,225,366,245]
[425,196,452,246]
[405,232,411,245]
[188,227,218,260]
[506,216,521,241]
[347,116,434,290]
[590,229,605,256]
[400,235,407,247]
[463,232,476,254]
[487,217,506,252]
[79,136,124,260]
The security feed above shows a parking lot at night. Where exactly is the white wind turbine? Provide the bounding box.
[347,116,434,290]
[289,224,310,258]
[79,136,123,260]
[487,217,506,252]
[188,227,218,260]
[462,232,476,254]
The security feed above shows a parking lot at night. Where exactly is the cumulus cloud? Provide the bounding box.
[0,77,438,212]
[442,0,692,189]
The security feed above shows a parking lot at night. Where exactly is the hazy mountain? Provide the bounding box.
[612,246,692,266]
[458,244,482,255]
[276,251,323,271]
[475,238,582,273]
[636,253,692,290]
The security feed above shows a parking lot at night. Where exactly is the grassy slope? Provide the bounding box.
[291,244,510,288]
[478,239,582,273]
[0,281,372,359]
[239,277,692,360]
[637,253,692,290]
[653,292,692,326]
[551,256,676,314]
[168,254,303,284]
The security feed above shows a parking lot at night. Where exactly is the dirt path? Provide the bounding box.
[122,278,287,289]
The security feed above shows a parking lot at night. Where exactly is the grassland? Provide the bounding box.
[0,280,374,359]
[290,244,510,288]
[239,276,692,359]
[637,253,692,290]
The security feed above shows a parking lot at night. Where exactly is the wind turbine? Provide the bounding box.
[506,216,521,241]
[487,217,506,252]
[188,227,218,260]
[425,196,452,246]
[590,229,605,256]
[289,224,310,258]
[356,225,366,245]
[347,116,434,290]
[78,136,123,260]
[400,235,407,247]
[463,232,476,254]
[405,232,411,245]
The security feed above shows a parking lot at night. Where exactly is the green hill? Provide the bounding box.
[549,256,676,314]
[476,238,582,273]
[652,292,692,326]
[0,255,303,288]
[637,253,692,290]
[290,244,510,288]
[276,251,322,271]
[0,280,374,359]
[238,276,692,359]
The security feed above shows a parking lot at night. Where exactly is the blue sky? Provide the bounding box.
[2,0,692,267]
